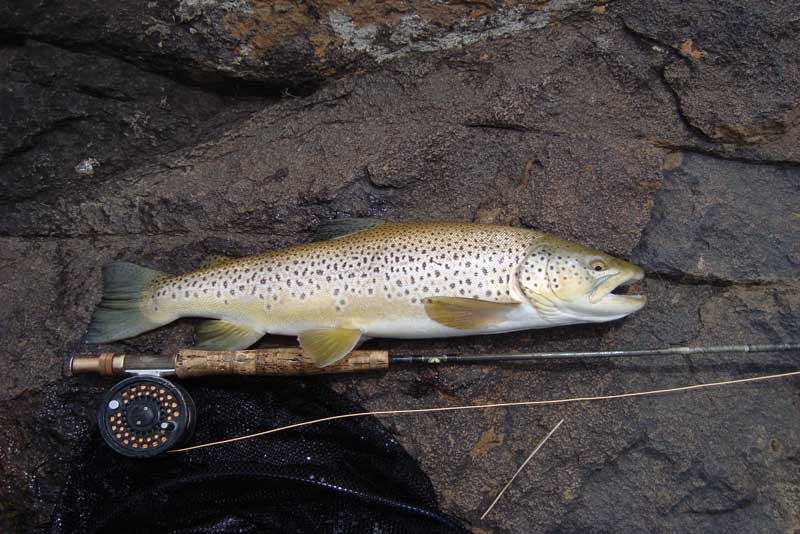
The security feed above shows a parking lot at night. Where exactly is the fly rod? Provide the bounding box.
[68,343,800,379]
[69,343,799,458]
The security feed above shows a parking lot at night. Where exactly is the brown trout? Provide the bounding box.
[86,220,646,366]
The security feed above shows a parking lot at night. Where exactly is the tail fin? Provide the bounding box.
[85,261,168,344]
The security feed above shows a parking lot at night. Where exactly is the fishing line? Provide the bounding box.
[481,418,564,520]
[169,369,800,453]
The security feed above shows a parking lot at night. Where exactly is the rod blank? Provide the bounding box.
[390,343,800,365]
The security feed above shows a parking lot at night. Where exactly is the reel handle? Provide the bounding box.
[174,348,389,377]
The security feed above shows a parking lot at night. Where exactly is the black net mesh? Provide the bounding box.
[51,377,467,534]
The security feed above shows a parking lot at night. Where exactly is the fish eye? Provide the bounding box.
[590,260,607,272]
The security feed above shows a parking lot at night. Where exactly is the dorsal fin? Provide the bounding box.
[311,218,385,242]
[199,254,235,270]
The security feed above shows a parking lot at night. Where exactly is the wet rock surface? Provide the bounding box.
[620,0,800,158]
[0,39,262,204]
[1,1,799,532]
[634,152,800,283]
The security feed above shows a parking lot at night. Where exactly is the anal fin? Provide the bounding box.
[196,319,263,350]
[424,296,520,330]
[298,327,363,368]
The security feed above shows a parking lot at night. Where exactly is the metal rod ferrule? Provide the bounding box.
[67,352,126,376]
[67,353,176,377]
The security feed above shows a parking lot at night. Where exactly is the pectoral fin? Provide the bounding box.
[196,320,263,350]
[298,327,363,368]
[424,297,520,330]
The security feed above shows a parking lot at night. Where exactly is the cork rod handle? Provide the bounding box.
[175,348,390,377]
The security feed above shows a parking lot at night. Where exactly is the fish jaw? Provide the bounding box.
[589,266,645,304]
[585,267,647,318]
[594,291,647,317]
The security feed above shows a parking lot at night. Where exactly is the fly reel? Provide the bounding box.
[97,376,195,458]
[70,348,388,458]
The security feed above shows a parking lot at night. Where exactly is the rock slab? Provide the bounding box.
[1,1,799,532]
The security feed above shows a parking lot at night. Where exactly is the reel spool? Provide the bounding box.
[97,376,196,458]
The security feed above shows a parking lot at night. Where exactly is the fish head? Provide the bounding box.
[517,237,646,323]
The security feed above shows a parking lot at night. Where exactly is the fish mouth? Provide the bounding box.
[589,269,646,309]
